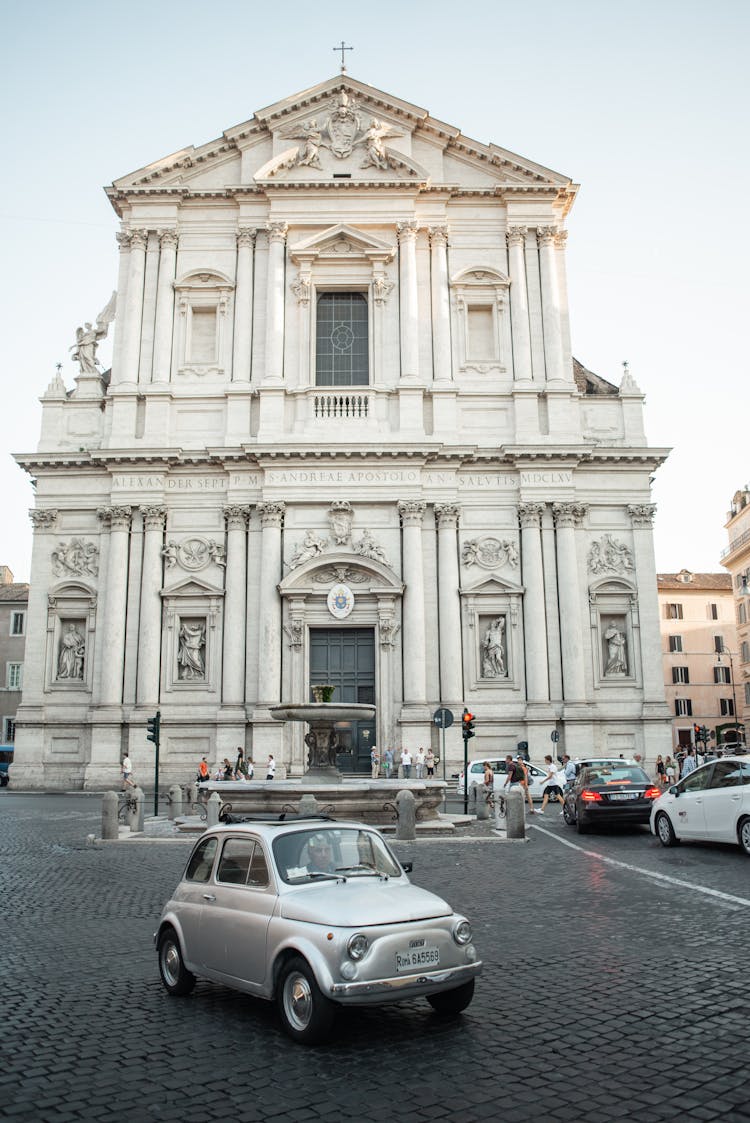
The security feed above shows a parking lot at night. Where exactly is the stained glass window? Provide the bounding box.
[316,293,368,385]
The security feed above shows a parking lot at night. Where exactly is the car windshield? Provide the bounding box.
[580,766,649,786]
[272,827,403,884]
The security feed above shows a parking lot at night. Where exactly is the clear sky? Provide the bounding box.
[2,0,748,582]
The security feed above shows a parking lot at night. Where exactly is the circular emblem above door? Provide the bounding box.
[327,583,354,619]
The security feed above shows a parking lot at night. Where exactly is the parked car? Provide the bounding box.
[562,762,661,833]
[0,745,13,787]
[572,756,636,777]
[155,817,482,1044]
[457,757,547,800]
[650,756,750,855]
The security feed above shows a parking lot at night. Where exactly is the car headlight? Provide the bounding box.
[347,933,369,960]
[453,919,472,945]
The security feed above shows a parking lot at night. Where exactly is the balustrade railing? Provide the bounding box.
[313,391,370,420]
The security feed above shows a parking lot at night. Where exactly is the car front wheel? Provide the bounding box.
[427,979,475,1016]
[655,812,679,848]
[158,927,196,996]
[738,817,750,856]
[277,956,337,1045]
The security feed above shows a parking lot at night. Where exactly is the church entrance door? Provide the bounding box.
[309,628,375,774]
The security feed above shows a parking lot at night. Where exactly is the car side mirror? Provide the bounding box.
[401,861,413,873]
[671,787,679,797]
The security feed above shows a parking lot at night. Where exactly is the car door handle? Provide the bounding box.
[202,894,216,901]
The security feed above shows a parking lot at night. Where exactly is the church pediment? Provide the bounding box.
[161,577,224,598]
[460,574,524,596]
[289,225,396,265]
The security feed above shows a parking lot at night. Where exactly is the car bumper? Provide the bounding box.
[578,805,652,826]
[328,960,482,1005]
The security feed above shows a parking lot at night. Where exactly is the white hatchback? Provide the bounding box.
[457,758,548,801]
[650,756,750,855]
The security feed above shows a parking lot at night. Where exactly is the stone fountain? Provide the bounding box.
[269,700,375,783]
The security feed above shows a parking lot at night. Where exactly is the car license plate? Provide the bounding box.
[610,792,638,800]
[395,946,440,972]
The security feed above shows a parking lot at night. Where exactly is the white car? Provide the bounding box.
[650,756,750,855]
[457,757,548,800]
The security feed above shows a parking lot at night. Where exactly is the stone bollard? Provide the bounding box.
[298,793,320,817]
[395,788,417,840]
[472,782,489,821]
[206,791,222,827]
[127,787,145,833]
[168,785,183,821]
[504,787,525,839]
[185,782,198,806]
[101,791,119,840]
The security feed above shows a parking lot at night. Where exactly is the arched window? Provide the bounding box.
[315,292,368,386]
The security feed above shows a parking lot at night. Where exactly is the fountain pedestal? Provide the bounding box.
[270,702,376,784]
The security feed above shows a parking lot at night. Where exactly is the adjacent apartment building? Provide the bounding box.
[0,566,29,745]
[658,569,741,751]
[721,486,750,739]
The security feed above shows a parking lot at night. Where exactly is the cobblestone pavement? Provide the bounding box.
[2,792,749,1123]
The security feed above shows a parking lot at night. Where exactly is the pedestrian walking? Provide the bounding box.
[383,747,394,779]
[415,747,425,779]
[246,758,255,779]
[425,748,436,777]
[235,746,247,777]
[504,754,537,814]
[483,761,494,792]
[681,749,697,778]
[539,754,566,815]
[266,754,276,780]
[371,746,380,779]
[401,748,412,779]
[197,756,209,783]
[121,754,134,790]
[561,754,577,786]
[515,754,537,814]
[665,756,676,785]
[656,754,666,785]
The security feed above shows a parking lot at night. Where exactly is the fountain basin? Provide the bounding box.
[270,702,376,783]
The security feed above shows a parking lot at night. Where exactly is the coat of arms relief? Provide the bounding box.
[275,89,404,175]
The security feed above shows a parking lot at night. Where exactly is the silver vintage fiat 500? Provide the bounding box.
[155,818,481,1044]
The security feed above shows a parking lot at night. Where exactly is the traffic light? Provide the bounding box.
[146,711,161,746]
[462,708,475,740]
[701,725,709,744]
[693,723,701,743]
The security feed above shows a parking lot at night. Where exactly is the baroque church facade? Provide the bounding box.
[15,75,671,788]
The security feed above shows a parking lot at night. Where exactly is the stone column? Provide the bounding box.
[398,501,427,702]
[397,222,419,380]
[537,226,568,386]
[119,229,148,386]
[136,506,166,706]
[552,503,587,701]
[519,503,549,702]
[232,228,255,382]
[628,504,663,701]
[256,502,285,704]
[434,504,462,702]
[222,505,250,704]
[152,231,178,383]
[507,227,533,384]
[429,226,451,382]
[264,222,287,383]
[97,506,132,705]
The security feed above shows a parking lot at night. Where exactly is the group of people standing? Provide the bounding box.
[197,750,277,783]
[371,746,437,780]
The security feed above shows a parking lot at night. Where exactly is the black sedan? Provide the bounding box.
[562,764,662,833]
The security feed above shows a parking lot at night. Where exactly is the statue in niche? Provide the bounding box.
[69,292,116,375]
[481,617,507,678]
[57,623,85,680]
[603,621,628,675]
[289,530,328,569]
[177,621,206,680]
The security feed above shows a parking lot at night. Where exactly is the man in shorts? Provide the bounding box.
[539,754,566,814]
[504,754,538,814]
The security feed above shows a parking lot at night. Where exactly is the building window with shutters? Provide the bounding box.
[715,666,730,684]
[316,293,369,386]
[7,663,22,689]
[720,698,735,717]
[666,603,683,619]
[669,635,683,653]
[675,698,692,717]
[10,611,25,636]
[672,666,690,684]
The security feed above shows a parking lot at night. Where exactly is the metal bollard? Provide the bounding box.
[101,790,119,840]
[504,787,526,839]
[395,788,417,840]
[472,782,489,820]
[127,787,145,833]
[167,785,183,821]
[206,791,222,827]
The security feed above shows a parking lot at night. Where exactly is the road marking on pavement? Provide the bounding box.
[530,824,750,907]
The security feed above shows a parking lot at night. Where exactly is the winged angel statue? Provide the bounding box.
[69,291,117,376]
[278,91,402,173]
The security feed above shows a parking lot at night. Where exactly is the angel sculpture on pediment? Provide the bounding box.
[279,118,324,169]
[360,118,402,171]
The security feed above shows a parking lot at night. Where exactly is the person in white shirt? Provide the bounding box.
[266,754,276,780]
[401,748,413,779]
[539,755,566,814]
[121,755,134,790]
[415,747,425,779]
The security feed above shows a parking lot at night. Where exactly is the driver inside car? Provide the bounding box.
[306,835,337,874]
